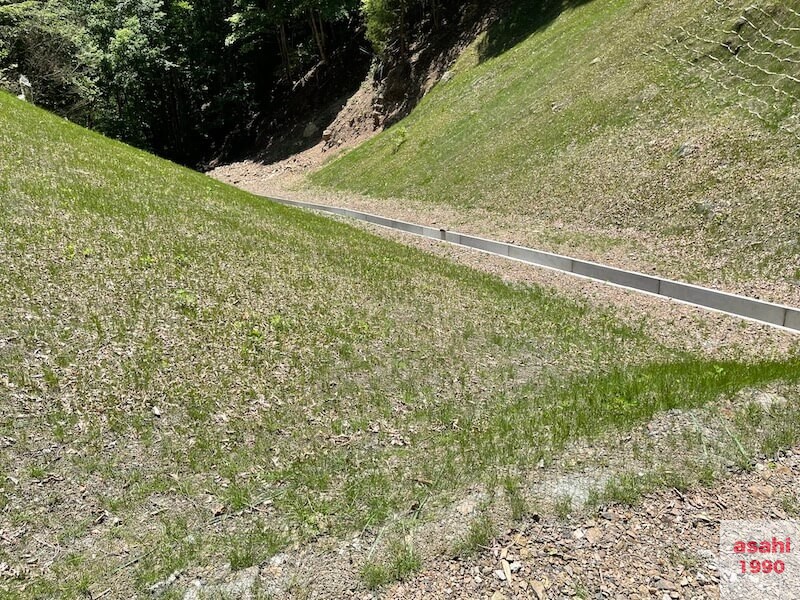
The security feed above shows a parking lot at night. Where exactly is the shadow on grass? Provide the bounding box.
[478,0,595,61]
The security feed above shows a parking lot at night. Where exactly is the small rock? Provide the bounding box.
[322,129,333,142]
[676,141,697,158]
[182,580,203,600]
[585,527,602,545]
[502,559,513,582]
[748,484,775,498]
[653,577,676,591]
[509,561,522,573]
[456,499,477,516]
[303,122,318,138]
[494,569,506,581]
[152,406,161,417]
[754,392,785,409]
[531,580,546,600]
[150,570,180,595]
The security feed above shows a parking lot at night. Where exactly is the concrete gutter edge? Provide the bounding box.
[264,195,800,334]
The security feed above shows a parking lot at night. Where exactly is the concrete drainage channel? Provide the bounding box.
[266,195,800,334]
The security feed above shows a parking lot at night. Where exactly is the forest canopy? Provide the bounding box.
[0,0,471,164]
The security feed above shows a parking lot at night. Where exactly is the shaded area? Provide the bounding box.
[479,0,595,61]
[221,41,372,168]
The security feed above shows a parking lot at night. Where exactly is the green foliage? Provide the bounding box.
[0,0,363,163]
[228,523,285,571]
[361,537,421,590]
[0,0,101,119]
[454,514,494,557]
[361,0,396,54]
[503,476,528,522]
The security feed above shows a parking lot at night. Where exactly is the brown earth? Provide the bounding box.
[383,450,800,600]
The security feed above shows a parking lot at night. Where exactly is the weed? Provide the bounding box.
[390,126,408,154]
[600,469,691,506]
[360,563,391,590]
[668,548,701,571]
[503,476,529,522]
[554,495,572,520]
[361,537,421,590]
[454,514,494,558]
[173,289,198,316]
[228,523,285,571]
[781,494,800,518]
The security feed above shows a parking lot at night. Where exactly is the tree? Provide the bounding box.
[0,0,101,124]
[0,0,370,164]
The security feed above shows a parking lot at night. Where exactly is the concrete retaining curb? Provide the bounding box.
[265,195,800,333]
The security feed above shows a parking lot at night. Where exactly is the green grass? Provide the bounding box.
[311,0,800,285]
[453,513,495,558]
[503,475,529,522]
[0,91,798,596]
[360,537,421,590]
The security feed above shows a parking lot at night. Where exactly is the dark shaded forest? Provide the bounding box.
[0,0,497,166]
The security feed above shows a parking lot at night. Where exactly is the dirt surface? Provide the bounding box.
[207,163,800,314]
[214,75,384,191]
[383,450,800,600]
[338,217,799,359]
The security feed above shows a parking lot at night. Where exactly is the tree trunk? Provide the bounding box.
[277,22,291,79]
[399,1,408,57]
[309,10,327,63]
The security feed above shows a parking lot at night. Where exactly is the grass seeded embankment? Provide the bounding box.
[311,0,800,288]
[0,92,799,596]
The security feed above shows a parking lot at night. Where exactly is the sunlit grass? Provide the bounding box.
[0,91,798,596]
[311,0,800,285]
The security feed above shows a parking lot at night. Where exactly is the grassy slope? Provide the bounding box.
[311,0,800,287]
[0,92,798,596]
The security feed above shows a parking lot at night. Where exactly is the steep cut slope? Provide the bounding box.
[1,92,799,597]
[310,0,800,300]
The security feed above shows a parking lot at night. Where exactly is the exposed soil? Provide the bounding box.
[383,450,800,600]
